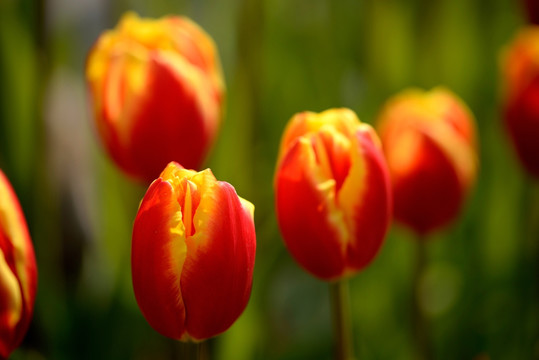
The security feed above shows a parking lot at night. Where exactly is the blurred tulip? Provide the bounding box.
[0,170,37,358]
[132,162,256,341]
[86,12,225,183]
[377,87,478,235]
[502,27,539,179]
[274,109,392,281]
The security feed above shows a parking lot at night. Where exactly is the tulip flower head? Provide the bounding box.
[377,87,478,235]
[132,162,256,341]
[86,12,224,183]
[502,27,539,179]
[274,109,392,281]
[0,171,37,359]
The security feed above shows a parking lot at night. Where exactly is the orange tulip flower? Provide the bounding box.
[377,87,477,235]
[86,12,224,183]
[0,170,37,358]
[274,109,392,281]
[132,162,256,341]
[502,27,539,178]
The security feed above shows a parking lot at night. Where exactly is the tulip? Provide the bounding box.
[274,108,392,281]
[502,27,539,179]
[132,162,256,341]
[86,12,225,183]
[377,87,478,235]
[0,170,37,359]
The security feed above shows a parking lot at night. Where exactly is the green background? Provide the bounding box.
[0,0,538,359]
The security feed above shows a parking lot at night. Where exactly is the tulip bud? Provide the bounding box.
[86,12,225,183]
[502,27,539,179]
[274,109,392,281]
[377,87,478,235]
[0,170,37,358]
[132,162,256,341]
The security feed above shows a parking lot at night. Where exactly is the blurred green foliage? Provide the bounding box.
[0,0,538,359]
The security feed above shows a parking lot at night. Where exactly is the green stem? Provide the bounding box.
[330,279,354,360]
[195,341,208,360]
[526,180,539,287]
[176,340,209,360]
[523,178,539,356]
[412,237,433,360]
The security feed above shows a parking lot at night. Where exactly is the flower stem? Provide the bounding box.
[522,178,539,355]
[176,340,209,360]
[195,341,209,360]
[412,237,433,360]
[330,279,354,360]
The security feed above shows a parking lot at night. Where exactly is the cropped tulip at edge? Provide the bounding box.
[377,87,478,236]
[502,26,539,179]
[86,12,224,183]
[274,109,392,281]
[132,162,256,341]
[0,170,37,359]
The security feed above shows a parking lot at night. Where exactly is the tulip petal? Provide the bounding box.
[276,137,348,280]
[505,74,539,178]
[0,172,37,358]
[340,127,392,272]
[392,132,463,235]
[0,244,22,359]
[165,17,224,100]
[181,181,256,340]
[127,52,219,182]
[132,178,188,340]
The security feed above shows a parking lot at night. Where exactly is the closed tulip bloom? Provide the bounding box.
[132,162,255,341]
[0,171,37,359]
[274,109,392,281]
[502,27,539,178]
[377,88,477,235]
[86,12,224,183]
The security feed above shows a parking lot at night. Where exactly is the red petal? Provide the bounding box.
[392,133,463,235]
[344,129,392,271]
[181,181,256,340]
[132,178,187,339]
[504,74,539,178]
[276,139,347,280]
[129,53,219,181]
[0,171,37,358]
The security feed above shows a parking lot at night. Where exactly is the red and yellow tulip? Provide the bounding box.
[502,27,539,179]
[86,12,224,183]
[0,170,37,359]
[132,162,256,341]
[274,109,392,281]
[377,87,477,235]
